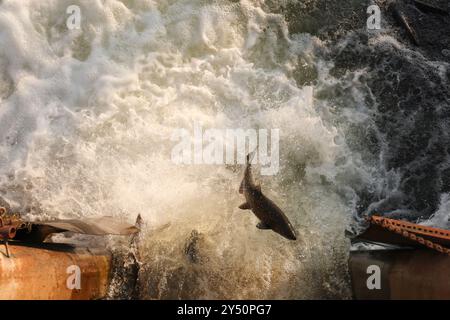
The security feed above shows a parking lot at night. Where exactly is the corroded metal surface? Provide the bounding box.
[0,209,29,240]
[354,216,450,250]
[0,243,111,300]
[0,208,137,299]
[0,226,16,239]
[349,249,450,300]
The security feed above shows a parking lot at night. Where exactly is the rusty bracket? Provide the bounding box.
[0,207,28,258]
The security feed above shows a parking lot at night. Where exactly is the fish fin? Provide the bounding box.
[239,180,244,194]
[246,149,257,164]
[256,222,271,230]
[239,202,251,210]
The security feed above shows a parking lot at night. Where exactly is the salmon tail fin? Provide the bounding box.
[240,148,258,194]
[246,148,257,165]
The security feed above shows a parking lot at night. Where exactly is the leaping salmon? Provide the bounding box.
[238,152,297,241]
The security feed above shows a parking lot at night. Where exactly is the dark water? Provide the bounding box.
[281,0,450,228]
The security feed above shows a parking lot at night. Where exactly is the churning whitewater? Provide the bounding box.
[0,0,401,299]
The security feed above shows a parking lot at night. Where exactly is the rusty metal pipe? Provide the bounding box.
[0,226,16,240]
[0,243,111,300]
[349,249,450,299]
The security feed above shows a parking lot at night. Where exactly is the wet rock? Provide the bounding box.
[106,215,142,300]
[184,230,202,264]
[293,56,318,86]
[107,247,140,300]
